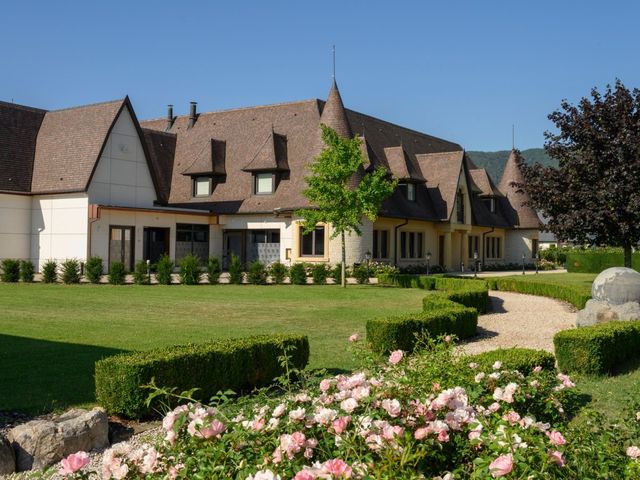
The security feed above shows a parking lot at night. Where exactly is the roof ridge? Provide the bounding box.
[47,98,126,113]
[0,100,48,113]
[141,127,177,138]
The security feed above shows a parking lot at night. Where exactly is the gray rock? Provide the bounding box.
[612,301,640,321]
[592,267,640,305]
[576,299,618,327]
[0,436,15,475]
[7,408,108,471]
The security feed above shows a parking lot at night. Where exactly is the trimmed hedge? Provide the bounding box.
[554,321,640,375]
[487,277,590,310]
[468,348,556,373]
[95,334,309,419]
[566,251,640,273]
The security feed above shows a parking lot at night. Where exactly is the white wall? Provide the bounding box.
[0,193,32,261]
[30,193,89,270]
[504,229,539,264]
[218,215,292,263]
[87,106,157,208]
[328,219,373,266]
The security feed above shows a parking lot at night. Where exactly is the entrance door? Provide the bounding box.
[223,231,244,269]
[143,227,170,264]
[109,226,135,271]
[438,235,445,268]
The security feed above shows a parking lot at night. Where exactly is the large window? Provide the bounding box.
[531,239,539,258]
[400,231,423,259]
[300,225,325,257]
[372,230,389,259]
[193,176,212,197]
[468,235,480,258]
[176,223,209,261]
[255,173,275,195]
[456,191,465,223]
[109,226,134,271]
[485,236,502,259]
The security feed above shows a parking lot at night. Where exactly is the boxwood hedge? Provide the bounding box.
[554,321,640,375]
[468,348,556,373]
[487,277,590,309]
[95,334,309,419]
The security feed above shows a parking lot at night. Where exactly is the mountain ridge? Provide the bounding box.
[466,148,557,182]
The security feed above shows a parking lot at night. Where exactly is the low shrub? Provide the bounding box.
[352,263,370,284]
[95,334,310,419]
[377,273,435,289]
[268,262,287,284]
[488,277,591,309]
[156,254,174,285]
[468,347,556,373]
[19,260,35,283]
[61,259,81,284]
[330,264,342,285]
[369,262,399,276]
[433,278,490,314]
[228,254,244,284]
[85,256,103,284]
[42,260,58,283]
[566,250,640,273]
[179,254,201,285]
[554,320,640,375]
[0,259,20,282]
[289,263,307,285]
[108,262,127,285]
[133,260,149,285]
[206,256,221,285]
[399,263,446,275]
[366,306,478,353]
[247,261,267,285]
[311,263,328,284]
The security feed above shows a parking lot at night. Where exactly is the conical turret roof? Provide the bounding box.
[319,80,352,138]
[498,149,539,229]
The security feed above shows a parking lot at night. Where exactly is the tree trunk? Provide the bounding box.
[624,242,633,269]
[341,231,346,288]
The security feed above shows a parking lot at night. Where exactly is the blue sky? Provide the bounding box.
[2,0,638,150]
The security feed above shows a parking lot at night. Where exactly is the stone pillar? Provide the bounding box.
[443,232,452,271]
[461,231,469,270]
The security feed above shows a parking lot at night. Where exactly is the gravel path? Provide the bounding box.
[459,290,577,355]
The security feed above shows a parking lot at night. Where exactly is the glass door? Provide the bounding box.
[109,226,135,271]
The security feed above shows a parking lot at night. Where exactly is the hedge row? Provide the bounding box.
[95,334,309,419]
[467,348,556,373]
[554,321,640,375]
[487,277,591,309]
[566,251,640,273]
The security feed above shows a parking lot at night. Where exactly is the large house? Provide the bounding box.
[0,81,539,272]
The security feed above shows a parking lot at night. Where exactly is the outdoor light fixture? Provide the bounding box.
[522,252,526,275]
[364,251,372,283]
[426,251,432,276]
[473,251,479,278]
[535,253,540,275]
[147,259,151,284]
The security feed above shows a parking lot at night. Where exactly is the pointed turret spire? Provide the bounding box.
[320,80,352,138]
[499,149,539,228]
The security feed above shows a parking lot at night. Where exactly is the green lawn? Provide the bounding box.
[0,283,427,413]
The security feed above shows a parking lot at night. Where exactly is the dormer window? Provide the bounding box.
[193,176,212,197]
[254,173,275,195]
[484,197,496,213]
[399,182,416,202]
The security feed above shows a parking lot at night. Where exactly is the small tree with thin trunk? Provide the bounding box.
[517,79,640,268]
[297,125,397,287]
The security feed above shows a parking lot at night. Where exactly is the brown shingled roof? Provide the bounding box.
[469,168,503,197]
[141,128,176,204]
[417,150,464,220]
[242,131,289,172]
[319,80,352,138]
[180,138,226,176]
[384,146,426,182]
[498,149,540,229]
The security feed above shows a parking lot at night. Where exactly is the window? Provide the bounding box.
[485,236,502,259]
[255,173,275,195]
[468,235,480,258]
[483,197,496,213]
[193,176,212,197]
[176,223,209,261]
[531,239,539,258]
[399,183,416,202]
[300,225,325,256]
[400,231,424,259]
[456,191,465,223]
[109,226,134,271]
[372,230,389,259]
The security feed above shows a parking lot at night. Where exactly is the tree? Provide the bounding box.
[518,80,640,267]
[297,125,397,287]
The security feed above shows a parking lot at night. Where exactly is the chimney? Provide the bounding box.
[166,104,174,130]
[188,101,197,129]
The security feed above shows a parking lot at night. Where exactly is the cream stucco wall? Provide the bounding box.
[87,106,157,208]
[504,229,539,264]
[219,215,293,264]
[0,193,32,261]
[373,217,439,267]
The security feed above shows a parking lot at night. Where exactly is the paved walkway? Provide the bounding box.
[459,290,576,354]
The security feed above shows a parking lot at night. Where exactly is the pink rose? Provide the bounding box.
[444,335,452,343]
[319,379,332,392]
[627,445,640,458]
[489,453,513,477]
[533,365,543,373]
[323,459,352,478]
[294,471,317,480]
[414,427,428,440]
[547,430,566,446]
[59,451,90,476]
[388,350,404,365]
[349,333,361,342]
[200,419,226,439]
[381,398,402,417]
[502,411,521,424]
[549,450,565,467]
[331,416,351,434]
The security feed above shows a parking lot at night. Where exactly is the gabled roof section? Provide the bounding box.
[0,101,46,192]
[358,135,378,171]
[498,149,540,229]
[469,168,503,197]
[242,131,289,172]
[384,145,425,182]
[417,150,464,220]
[319,80,352,138]
[142,128,176,204]
[181,138,227,176]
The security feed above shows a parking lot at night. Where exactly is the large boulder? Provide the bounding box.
[0,436,15,475]
[576,299,640,327]
[592,267,640,305]
[7,408,108,471]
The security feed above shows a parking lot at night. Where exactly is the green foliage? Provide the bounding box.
[330,264,342,284]
[19,260,34,283]
[566,250,640,273]
[539,245,572,265]
[179,254,201,285]
[228,254,244,284]
[488,276,591,309]
[133,260,149,285]
[377,273,436,289]
[311,263,328,285]
[468,348,556,373]
[156,254,174,285]
[95,334,310,419]
[289,263,307,285]
[554,320,640,375]
[41,260,57,283]
[60,259,81,284]
[206,256,221,285]
[0,259,20,282]
[85,256,103,284]
[352,263,370,284]
[467,148,555,182]
[108,262,126,285]
[247,261,267,285]
[268,262,288,284]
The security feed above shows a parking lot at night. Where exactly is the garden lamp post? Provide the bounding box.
[522,252,526,275]
[535,253,539,274]
[147,259,151,284]
[364,251,371,282]
[473,251,478,278]
[426,252,431,276]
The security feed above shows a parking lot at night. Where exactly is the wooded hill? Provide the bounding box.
[467,148,557,182]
